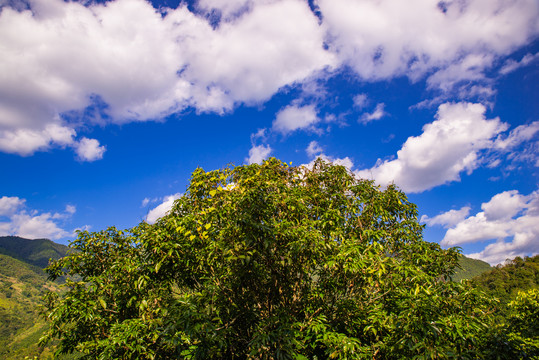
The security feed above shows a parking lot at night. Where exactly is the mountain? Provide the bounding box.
[0,236,71,269]
[0,236,76,359]
[452,255,492,282]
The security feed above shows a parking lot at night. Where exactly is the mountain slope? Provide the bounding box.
[0,237,77,359]
[0,236,71,269]
[0,253,59,359]
[452,255,492,282]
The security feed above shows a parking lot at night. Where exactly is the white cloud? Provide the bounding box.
[0,196,25,216]
[306,140,323,158]
[0,0,335,157]
[175,0,335,111]
[141,198,150,208]
[65,204,76,215]
[426,53,494,92]
[272,104,320,134]
[75,137,106,162]
[355,102,507,193]
[0,124,76,156]
[0,197,75,240]
[359,103,386,124]
[318,0,539,89]
[421,206,471,228]
[246,144,272,164]
[1,0,538,160]
[481,190,527,221]
[145,193,181,224]
[304,154,354,172]
[353,93,368,109]
[493,121,539,151]
[438,190,539,265]
[499,52,539,75]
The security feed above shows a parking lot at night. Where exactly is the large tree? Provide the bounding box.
[42,158,493,359]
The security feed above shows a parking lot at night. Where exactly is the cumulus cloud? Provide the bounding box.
[359,103,386,124]
[355,102,508,193]
[145,193,181,224]
[304,153,354,172]
[141,198,151,208]
[306,140,324,158]
[1,0,537,159]
[246,144,272,164]
[421,206,471,228]
[272,104,320,134]
[318,0,539,89]
[0,124,76,156]
[436,190,539,265]
[0,0,334,157]
[0,196,75,240]
[0,196,25,216]
[75,137,106,162]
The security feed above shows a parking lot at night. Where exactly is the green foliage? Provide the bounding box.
[478,288,539,359]
[43,159,495,359]
[472,255,539,306]
[451,255,491,282]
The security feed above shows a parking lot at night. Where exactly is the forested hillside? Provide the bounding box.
[472,255,539,305]
[0,237,75,360]
[0,236,71,268]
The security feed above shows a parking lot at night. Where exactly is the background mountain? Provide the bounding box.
[0,236,71,269]
[0,236,76,360]
[452,255,492,282]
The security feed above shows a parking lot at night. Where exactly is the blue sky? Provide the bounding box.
[0,0,537,265]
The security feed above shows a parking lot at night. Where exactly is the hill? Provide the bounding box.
[471,254,539,305]
[452,255,492,282]
[0,236,71,269]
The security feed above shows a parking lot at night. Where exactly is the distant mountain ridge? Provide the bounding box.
[0,236,71,269]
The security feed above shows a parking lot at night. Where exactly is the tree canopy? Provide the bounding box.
[42,159,513,359]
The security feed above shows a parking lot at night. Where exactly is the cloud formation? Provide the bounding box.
[0,0,537,159]
[272,104,320,134]
[359,103,386,124]
[145,193,181,224]
[75,137,106,162]
[0,196,75,240]
[318,0,538,87]
[246,144,272,164]
[433,190,539,265]
[356,102,508,192]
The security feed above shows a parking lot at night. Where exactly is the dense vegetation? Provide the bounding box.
[469,256,539,359]
[2,160,536,359]
[472,255,539,305]
[41,159,538,359]
[0,237,72,360]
